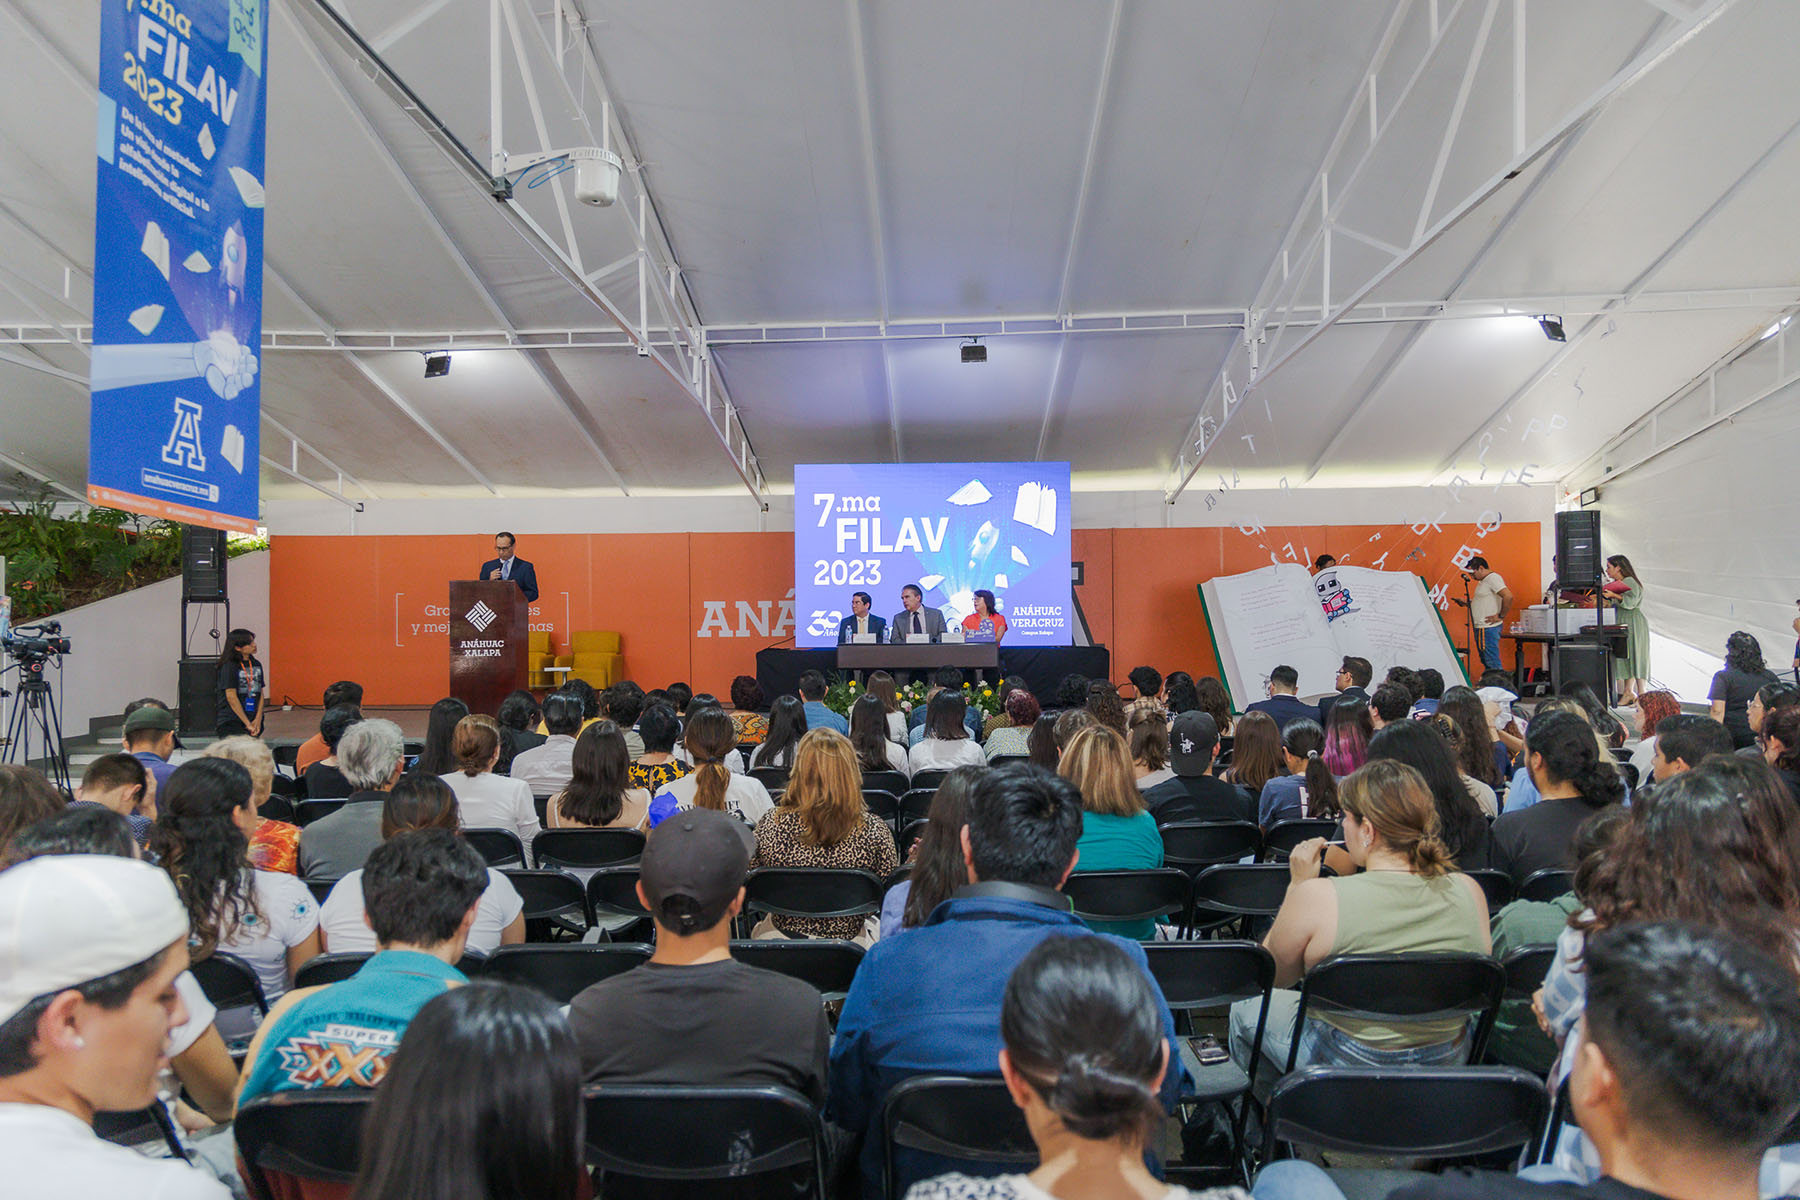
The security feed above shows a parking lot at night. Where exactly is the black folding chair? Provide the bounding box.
[749,766,791,792]
[501,868,592,940]
[1518,868,1574,902]
[484,943,652,1003]
[293,952,372,989]
[1465,869,1515,912]
[881,1075,1036,1200]
[898,788,938,825]
[741,868,883,936]
[1190,863,1291,938]
[1261,1065,1549,1166]
[1159,820,1262,876]
[292,798,347,828]
[1288,952,1508,1071]
[271,743,301,777]
[1142,940,1275,1182]
[728,939,865,1003]
[909,768,950,791]
[585,864,656,944]
[1501,944,1557,999]
[188,950,268,1028]
[884,864,912,892]
[302,876,339,904]
[583,1085,828,1199]
[1061,868,1192,937]
[899,818,930,859]
[462,826,527,868]
[236,1090,373,1200]
[265,776,301,805]
[861,769,909,796]
[402,740,425,758]
[532,827,646,872]
[862,789,902,829]
[1262,818,1339,860]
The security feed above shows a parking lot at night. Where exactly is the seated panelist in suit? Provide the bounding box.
[837,591,888,643]
[479,530,539,603]
[889,582,947,643]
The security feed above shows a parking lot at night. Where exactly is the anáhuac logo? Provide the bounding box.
[465,601,498,632]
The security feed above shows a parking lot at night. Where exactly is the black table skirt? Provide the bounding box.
[755,646,1110,707]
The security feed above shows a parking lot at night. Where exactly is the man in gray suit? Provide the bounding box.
[890,582,947,643]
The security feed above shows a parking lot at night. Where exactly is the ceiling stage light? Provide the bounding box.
[961,338,987,364]
[1536,315,1566,343]
[424,352,451,378]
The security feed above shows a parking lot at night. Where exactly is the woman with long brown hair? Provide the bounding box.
[850,691,909,776]
[750,729,897,943]
[1221,710,1283,797]
[547,720,651,831]
[1059,726,1163,939]
[878,764,984,938]
[645,708,773,828]
[866,670,908,744]
[1232,759,1490,1077]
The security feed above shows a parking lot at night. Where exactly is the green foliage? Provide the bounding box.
[823,674,1002,718]
[0,497,203,621]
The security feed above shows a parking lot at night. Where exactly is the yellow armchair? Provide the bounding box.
[559,630,623,690]
[527,630,556,689]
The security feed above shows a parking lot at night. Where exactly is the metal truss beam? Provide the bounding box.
[1162,0,1737,502]
[845,0,900,461]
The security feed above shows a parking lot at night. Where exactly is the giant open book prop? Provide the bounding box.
[1198,564,1467,711]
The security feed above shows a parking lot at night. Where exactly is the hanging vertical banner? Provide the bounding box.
[88,0,267,533]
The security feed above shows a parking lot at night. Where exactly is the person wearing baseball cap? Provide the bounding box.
[0,854,229,1198]
[122,699,182,794]
[1141,711,1256,826]
[567,808,827,1102]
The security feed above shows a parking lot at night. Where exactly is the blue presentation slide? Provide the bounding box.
[794,462,1073,648]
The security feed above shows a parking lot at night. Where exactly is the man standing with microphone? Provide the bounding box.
[479,531,539,603]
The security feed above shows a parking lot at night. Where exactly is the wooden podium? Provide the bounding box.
[448,580,529,716]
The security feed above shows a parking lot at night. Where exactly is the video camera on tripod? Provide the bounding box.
[6,620,72,664]
[2,619,73,791]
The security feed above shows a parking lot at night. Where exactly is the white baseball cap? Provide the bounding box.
[0,855,189,1024]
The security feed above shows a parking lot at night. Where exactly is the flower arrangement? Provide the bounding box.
[823,675,1001,718]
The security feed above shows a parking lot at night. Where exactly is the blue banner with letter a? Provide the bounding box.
[89,0,267,533]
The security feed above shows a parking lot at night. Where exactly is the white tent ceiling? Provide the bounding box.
[0,0,1795,511]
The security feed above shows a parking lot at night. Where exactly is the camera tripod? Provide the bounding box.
[3,661,71,793]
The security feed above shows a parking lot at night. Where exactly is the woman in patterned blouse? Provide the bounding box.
[629,702,690,793]
[750,729,896,942]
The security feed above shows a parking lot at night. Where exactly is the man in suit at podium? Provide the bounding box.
[480,530,539,603]
[889,583,946,643]
[837,591,887,644]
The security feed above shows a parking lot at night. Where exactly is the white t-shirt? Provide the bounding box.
[218,869,320,1001]
[444,770,542,847]
[906,738,987,773]
[318,867,524,956]
[168,971,217,1057]
[887,711,908,745]
[0,1103,231,1199]
[1471,571,1509,627]
[876,738,910,777]
[674,744,746,774]
[653,771,774,826]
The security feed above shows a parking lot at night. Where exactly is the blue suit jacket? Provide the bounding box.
[837,613,888,644]
[478,557,538,603]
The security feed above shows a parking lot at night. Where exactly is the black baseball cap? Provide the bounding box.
[638,808,753,934]
[1169,711,1220,777]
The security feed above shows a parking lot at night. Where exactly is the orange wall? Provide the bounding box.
[270,523,1539,706]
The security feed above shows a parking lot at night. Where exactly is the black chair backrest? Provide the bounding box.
[462,826,527,867]
[236,1090,372,1197]
[500,868,593,926]
[1292,952,1507,1070]
[188,950,269,1015]
[484,943,652,1004]
[402,740,425,758]
[272,743,301,772]
[899,818,929,859]
[1191,863,1292,919]
[909,768,950,791]
[292,798,348,828]
[586,865,651,918]
[1263,1065,1549,1162]
[293,952,372,990]
[1465,869,1515,912]
[884,864,913,892]
[728,939,865,999]
[862,789,902,826]
[532,827,646,870]
[1159,820,1263,874]
[1061,868,1191,928]
[743,868,884,920]
[1501,944,1558,998]
[881,1075,1036,1200]
[583,1085,825,1191]
[861,769,909,796]
[266,776,301,804]
[1142,939,1275,1012]
[749,766,790,791]
[303,876,339,904]
[1518,868,1574,903]
[1262,818,1340,860]
[898,788,938,825]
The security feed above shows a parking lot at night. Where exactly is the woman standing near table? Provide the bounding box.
[961,589,1007,643]
[1603,555,1649,705]
[217,628,267,739]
